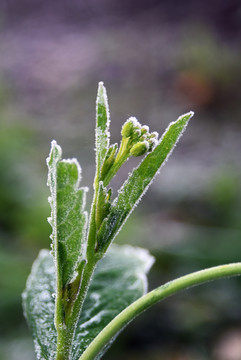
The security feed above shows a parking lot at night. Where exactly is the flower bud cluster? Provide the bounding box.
[100,117,159,185]
[121,117,159,157]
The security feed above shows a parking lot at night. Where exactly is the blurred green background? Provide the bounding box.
[0,1,241,359]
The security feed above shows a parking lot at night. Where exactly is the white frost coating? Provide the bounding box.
[78,292,101,322]
[111,244,155,294]
[40,289,52,301]
[46,140,62,265]
[117,245,155,273]
[96,82,110,141]
[79,310,110,329]
[47,140,62,159]
[33,339,42,360]
[149,137,158,149]
[150,131,159,138]
[75,330,89,337]
[97,82,109,109]
[47,216,53,225]
[22,250,57,360]
[90,292,101,307]
[142,125,149,132]
[169,111,194,126]
[95,82,111,182]
[127,116,141,128]
[143,140,150,151]
[22,250,51,298]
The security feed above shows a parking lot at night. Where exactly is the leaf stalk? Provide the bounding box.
[79,262,241,360]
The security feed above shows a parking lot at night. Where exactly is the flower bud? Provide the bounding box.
[130,141,149,157]
[132,127,142,140]
[141,125,149,135]
[121,120,135,138]
[148,137,158,150]
[100,143,118,180]
[149,131,159,139]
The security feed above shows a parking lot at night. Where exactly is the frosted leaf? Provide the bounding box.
[22,245,154,360]
[97,112,194,252]
[73,244,154,359]
[95,82,110,185]
[46,140,88,287]
[22,250,57,360]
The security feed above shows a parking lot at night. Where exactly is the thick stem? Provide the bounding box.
[55,326,74,360]
[55,259,97,360]
[79,262,241,360]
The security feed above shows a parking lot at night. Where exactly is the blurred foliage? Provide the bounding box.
[175,28,241,110]
[0,84,50,344]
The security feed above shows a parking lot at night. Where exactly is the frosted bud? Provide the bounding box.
[121,120,135,138]
[149,131,159,139]
[130,141,149,157]
[132,127,142,140]
[148,137,158,150]
[100,143,118,180]
[141,125,149,135]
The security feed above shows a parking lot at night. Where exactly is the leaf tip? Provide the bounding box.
[97,82,108,106]
[184,110,194,121]
[47,140,62,166]
[179,110,194,121]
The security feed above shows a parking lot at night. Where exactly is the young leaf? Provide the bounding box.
[47,140,88,288]
[95,82,110,185]
[22,245,154,360]
[97,112,194,253]
[87,82,111,260]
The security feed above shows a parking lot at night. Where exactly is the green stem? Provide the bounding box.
[55,259,97,360]
[78,262,241,360]
[103,138,130,187]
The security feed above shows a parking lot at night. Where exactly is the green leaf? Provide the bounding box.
[22,245,154,360]
[73,245,154,359]
[22,250,56,360]
[97,112,194,252]
[46,140,88,288]
[95,82,110,185]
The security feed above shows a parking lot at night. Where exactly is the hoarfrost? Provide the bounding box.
[127,116,141,128]
[22,250,57,360]
[95,82,111,176]
[72,244,154,360]
[46,139,88,287]
[23,244,154,360]
[142,125,149,132]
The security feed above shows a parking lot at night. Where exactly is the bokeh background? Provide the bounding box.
[0,1,241,359]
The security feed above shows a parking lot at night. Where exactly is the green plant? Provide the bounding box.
[22,83,241,360]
